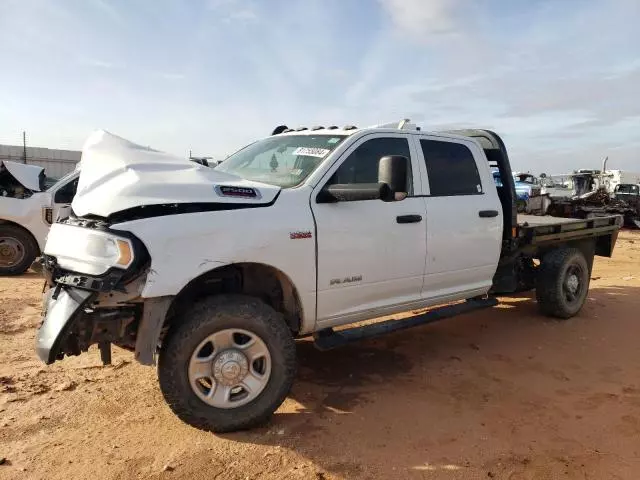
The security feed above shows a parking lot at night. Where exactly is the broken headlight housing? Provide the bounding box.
[44,223,134,276]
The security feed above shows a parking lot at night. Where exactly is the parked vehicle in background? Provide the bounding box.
[613,183,640,203]
[602,170,640,194]
[0,161,80,275]
[614,184,640,226]
[493,171,548,214]
[540,175,573,198]
[37,124,622,433]
[512,172,544,212]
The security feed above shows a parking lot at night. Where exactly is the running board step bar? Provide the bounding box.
[312,297,498,351]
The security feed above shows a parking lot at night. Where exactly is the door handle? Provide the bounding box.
[479,210,499,218]
[396,214,423,224]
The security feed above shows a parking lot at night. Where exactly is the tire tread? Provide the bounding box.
[158,294,296,433]
[536,248,589,319]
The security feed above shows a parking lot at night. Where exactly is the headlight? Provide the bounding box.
[44,223,134,275]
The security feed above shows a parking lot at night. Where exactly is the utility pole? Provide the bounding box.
[22,131,27,164]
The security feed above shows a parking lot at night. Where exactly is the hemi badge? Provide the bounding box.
[290,231,312,239]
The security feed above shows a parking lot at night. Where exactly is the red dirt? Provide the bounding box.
[1,231,640,480]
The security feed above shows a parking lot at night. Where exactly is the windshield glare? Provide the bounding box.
[216,134,347,188]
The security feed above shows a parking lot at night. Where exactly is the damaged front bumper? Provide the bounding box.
[36,217,175,366]
[35,252,144,365]
[36,264,173,367]
[36,287,95,364]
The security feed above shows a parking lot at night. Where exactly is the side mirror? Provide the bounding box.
[317,183,391,203]
[317,155,409,203]
[378,155,408,201]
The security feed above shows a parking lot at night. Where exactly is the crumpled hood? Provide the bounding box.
[72,130,281,218]
[1,160,44,192]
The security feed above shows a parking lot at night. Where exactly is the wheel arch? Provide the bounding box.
[0,219,41,255]
[164,262,305,339]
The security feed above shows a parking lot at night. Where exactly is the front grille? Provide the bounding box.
[43,208,53,225]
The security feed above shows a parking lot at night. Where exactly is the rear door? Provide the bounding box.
[311,133,427,326]
[414,135,502,301]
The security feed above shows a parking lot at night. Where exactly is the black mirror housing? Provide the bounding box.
[316,155,408,204]
[378,155,408,197]
[317,183,391,203]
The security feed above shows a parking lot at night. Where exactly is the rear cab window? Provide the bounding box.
[418,138,483,196]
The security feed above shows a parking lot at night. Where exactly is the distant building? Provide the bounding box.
[0,143,81,179]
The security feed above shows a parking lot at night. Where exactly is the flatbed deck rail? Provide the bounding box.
[517,214,623,247]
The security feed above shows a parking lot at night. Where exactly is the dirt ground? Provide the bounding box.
[1,232,639,480]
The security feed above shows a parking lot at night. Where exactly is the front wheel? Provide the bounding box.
[536,248,590,319]
[0,225,38,276]
[158,295,297,433]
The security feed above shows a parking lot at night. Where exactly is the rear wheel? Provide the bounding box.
[0,225,38,276]
[536,248,590,319]
[158,295,297,433]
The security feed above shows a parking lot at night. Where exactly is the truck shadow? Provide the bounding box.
[218,285,640,478]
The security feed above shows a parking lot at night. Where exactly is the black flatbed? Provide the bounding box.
[516,213,622,247]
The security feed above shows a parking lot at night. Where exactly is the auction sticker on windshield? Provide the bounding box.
[293,147,330,158]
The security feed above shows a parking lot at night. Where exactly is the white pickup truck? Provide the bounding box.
[0,161,79,275]
[36,123,622,433]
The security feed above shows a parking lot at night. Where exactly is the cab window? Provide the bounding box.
[327,137,413,195]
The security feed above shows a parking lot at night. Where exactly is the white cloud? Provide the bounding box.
[378,0,462,38]
[207,0,259,23]
[87,0,124,25]
[158,72,186,81]
[80,58,117,69]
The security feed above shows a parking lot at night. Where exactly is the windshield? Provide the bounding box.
[216,134,348,188]
[46,169,78,191]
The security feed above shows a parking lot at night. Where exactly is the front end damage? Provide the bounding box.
[36,129,280,367]
[36,216,172,366]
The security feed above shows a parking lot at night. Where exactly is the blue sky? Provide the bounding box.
[1,0,639,173]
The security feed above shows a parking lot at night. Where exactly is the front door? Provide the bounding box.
[312,134,427,326]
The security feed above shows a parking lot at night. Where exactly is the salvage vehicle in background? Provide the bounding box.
[614,183,640,207]
[37,123,622,433]
[493,170,549,214]
[544,172,640,228]
[0,161,79,275]
[613,184,640,228]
